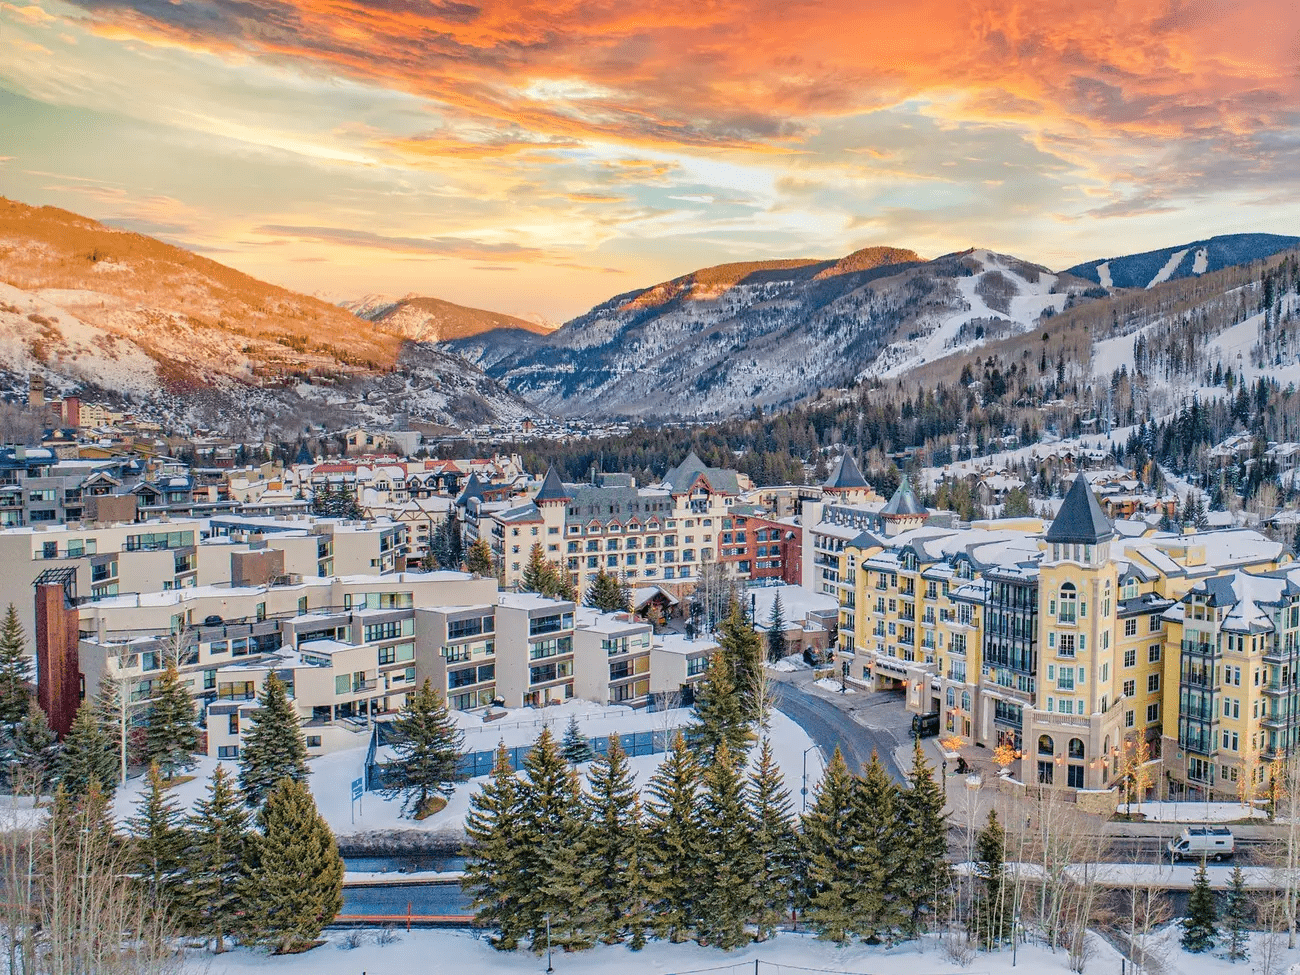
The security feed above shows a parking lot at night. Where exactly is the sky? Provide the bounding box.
[1,0,1298,323]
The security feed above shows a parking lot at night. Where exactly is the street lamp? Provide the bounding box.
[802,744,820,812]
[545,912,553,973]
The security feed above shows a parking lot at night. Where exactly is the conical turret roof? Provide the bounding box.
[534,466,571,504]
[823,452,869,491]
[1044,474,1114,545]
[881,474,925,518]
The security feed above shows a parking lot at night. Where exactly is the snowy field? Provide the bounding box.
[110,703,824,840]
[182,924,1300,975]
[1119,801,1267,823]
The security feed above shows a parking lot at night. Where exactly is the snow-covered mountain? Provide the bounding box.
[453,247,1095,419]
[1066,233,1299,290]
[345,294,552,344]
[0,200,538,434]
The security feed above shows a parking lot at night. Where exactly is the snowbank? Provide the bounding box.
[1119,800,1267,823]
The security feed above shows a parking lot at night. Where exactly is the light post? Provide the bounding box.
[941,759,947,798]
[545,912,553,973]
[802,744,820,812]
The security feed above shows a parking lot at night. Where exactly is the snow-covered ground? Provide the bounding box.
[109,703,824,840]
[1119,801,1267,823]
[766,656,813,673]
[183,927,1137,975]
[813,677,854,694]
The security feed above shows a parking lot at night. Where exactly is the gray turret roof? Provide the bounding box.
[881,474,925,518]
[1044,475,1114,545]
[533,466,571,504]
[456,473,485,505]
[823,453,869,491]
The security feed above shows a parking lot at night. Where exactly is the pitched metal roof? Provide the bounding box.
[533,466,571,504]
[823,452,869,490]
[1044,475,1114,544]
[881,474,925,517]
[456,473,486,505]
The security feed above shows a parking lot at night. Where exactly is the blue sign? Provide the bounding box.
[351,777,363,801]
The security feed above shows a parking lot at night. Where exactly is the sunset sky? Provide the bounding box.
[1,0,1297,322]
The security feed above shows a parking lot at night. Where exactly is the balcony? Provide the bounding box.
[1181,640,1216,656]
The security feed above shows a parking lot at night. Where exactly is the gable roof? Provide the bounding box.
[456,473,486,505]
[1044,475,1114,545]
[823,453,869,491]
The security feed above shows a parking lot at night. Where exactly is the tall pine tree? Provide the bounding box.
[238,672,309,807]
[897,739,951,935]
[1224,863,1249,961]
[561,714,594,765]
[182,764,251,953]
[56,699,118,799]
[801,748,858,943]
[1181,859,1218,953]
[765,594,788,663]
[381,679,465,818]
[687,650,754,763]
[0,604,33,726]
[583,735,646,946]
[466,537,495,577]
[849,751,904,941]
[144,662,198,779]
[126,762,187,906]
[463,742,528,949]
[642,731,701,943]
[747,737,796,941]
[243,777,344,954]
[585,569,630,613]
[6,699,56,793]
[716,600,764,722]
[971,809,1009,950]
[694,740,757,950]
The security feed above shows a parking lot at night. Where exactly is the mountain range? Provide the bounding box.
[1,195,1295,433]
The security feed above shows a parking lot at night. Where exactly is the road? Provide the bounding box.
[771,678,909,783]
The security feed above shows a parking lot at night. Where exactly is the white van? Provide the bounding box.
[1167,826,1235,861]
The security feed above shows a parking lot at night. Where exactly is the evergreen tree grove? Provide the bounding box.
[244,777,344,954]
[0,603,33,726]
[381,679,465,818]
[238,672,309,807]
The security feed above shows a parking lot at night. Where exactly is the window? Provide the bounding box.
[217,746,239,759]
[1125,709,1135,728]
[1146,703,1160,723]
[1150,614,1163,633]
[1059,633,1076,658]
[1038,735,1054,755]
[1148,644,1161,663]
[1067,764,1085,788]
[1123,679,1136,697]
[1124,649,1136,667]
[1059,584,1077,623]
[1147,673,1160,693]
[1124,618,1138,637]
[306,735,322,748]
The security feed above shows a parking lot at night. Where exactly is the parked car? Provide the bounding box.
[1168,826,1235,861]
[911,712,941,739]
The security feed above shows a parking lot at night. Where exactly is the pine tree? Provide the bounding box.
[7,699,56,793]
[642,731,702,943]
[56,699,118,799]
[238,672,309,807]
[466,537,494,576]
[515,727,599,951]
[716,600,764,722]
[126,762,187,905]
[463,742,528,949]
[0,603,32,726]
[183,764,251,952]
[695,740,757,949]
[687,650,754,763]
[1224,863,1249,961]
[585,569,629,613]
[1182,859,1219,953]
[801,748,858,943]
[747,738,796,941]
[243,777,344,954]
[93,670,130,781]
[850,751,904,941]
[584,735,646,946]
[521,544,551,594]
[380,679,465,818]
[971,809,1009,950]
[561,714,594,765]
[765,594,787,663]
[144,662,199,780]
[897,738,951,936]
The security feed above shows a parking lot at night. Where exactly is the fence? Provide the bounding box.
[365,727,676,792]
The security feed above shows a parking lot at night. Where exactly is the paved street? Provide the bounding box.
[770,672,912,783]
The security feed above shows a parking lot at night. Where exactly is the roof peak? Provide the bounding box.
[534,466,571,504]
[881,473,925,518]
[1044,475,1114,545]
[823,452,869,491]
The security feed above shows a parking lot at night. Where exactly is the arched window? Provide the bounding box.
[1038,734,1055,756]
[1069,738,1085,760]
[1059,583,1078,623]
